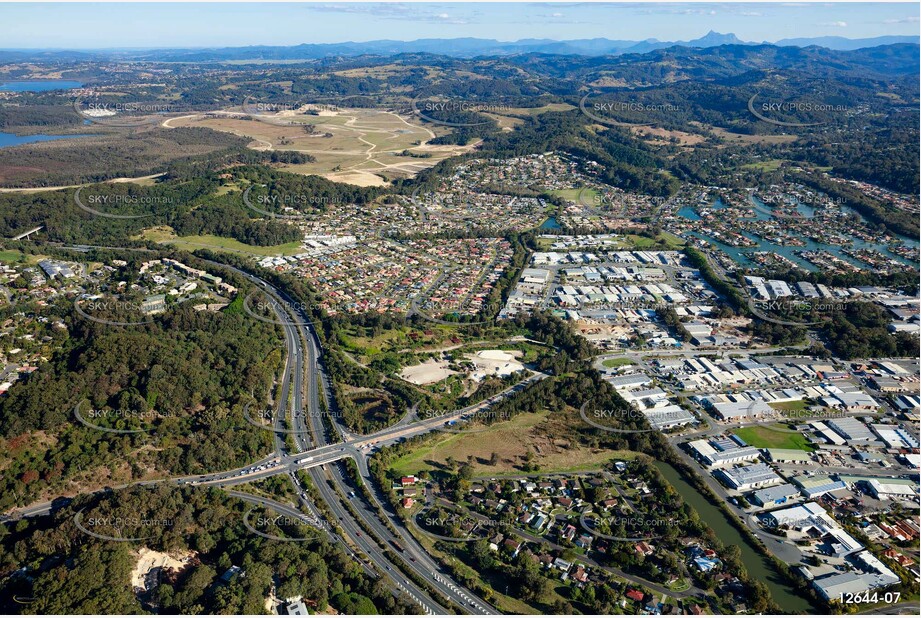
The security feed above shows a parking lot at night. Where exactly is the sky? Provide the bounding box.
[0,2,918,49]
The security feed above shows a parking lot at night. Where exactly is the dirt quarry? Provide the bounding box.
[131,548,195,593]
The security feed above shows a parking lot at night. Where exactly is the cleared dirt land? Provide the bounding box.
[400,358,458,385]
[166,107,475,185]
[131,547,195,593]
[389,409,638,477]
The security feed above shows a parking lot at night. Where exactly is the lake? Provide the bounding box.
[655,460,816,613]
[0,80,83,92]
[539,216,561,230]
[0,132,88,148]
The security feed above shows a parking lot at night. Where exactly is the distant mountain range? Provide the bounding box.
[0,31,917,63]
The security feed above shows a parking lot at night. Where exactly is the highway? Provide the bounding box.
[210,261,456,614]
[2,256,524,614]
[233,262,507,614]
[262,270,499,615]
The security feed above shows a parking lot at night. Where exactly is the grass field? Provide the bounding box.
[769,400,810,413]
[388,410,637,477]
[602,357,635,368]
[135,227,303,257]
[550,187,605,206]
[742,159,785,172]
[0,250,27,263]
[169,107,473,185]
[706,125,798,146]
[733,425,815,452]
[626,232,685,250]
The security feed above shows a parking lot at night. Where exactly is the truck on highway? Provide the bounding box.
[295,456,315,465]
[390,540,405,553]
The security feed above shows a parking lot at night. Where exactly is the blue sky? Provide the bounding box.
[0,2,917,49]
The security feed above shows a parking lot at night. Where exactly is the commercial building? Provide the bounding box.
[763,448,813,464]
[715,463,783,491]
[870,424,919,449]
[762,502,863,557]
[762,502,829,528]
[792,475,848,499]
[864,479,919,501]
[812,573,879,602]
[709,400,773,421]
[687,438,761,468]
[38,259,76,279]
[751,483,801,507]
[520,268,551,285]
[643,405,696,430]
[822,392,880,412]
[827,418,876,443]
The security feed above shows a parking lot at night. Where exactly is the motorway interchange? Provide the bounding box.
[7,261,499,616]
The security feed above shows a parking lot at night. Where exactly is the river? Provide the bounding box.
[0,131,89,148]
[679,195,918,271]
[654,460,816,613]
[0,80,83,92]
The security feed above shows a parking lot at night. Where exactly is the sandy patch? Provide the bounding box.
[400,358,457,385]
[630,125,707,146]
[465,349,524,381]
[323,170,389,187]
[131,547,194,593]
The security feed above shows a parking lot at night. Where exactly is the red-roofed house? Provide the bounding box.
[625,589,646,603]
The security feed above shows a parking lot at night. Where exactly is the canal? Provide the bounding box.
[654,461,817,613]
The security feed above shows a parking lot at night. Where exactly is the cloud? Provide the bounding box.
[309,3,469,25]
[883,16,919,24]
[741,12,762,17]
[817,21,848,27]
[552,13,563,18]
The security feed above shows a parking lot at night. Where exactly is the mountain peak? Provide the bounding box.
[691,31,743,45]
